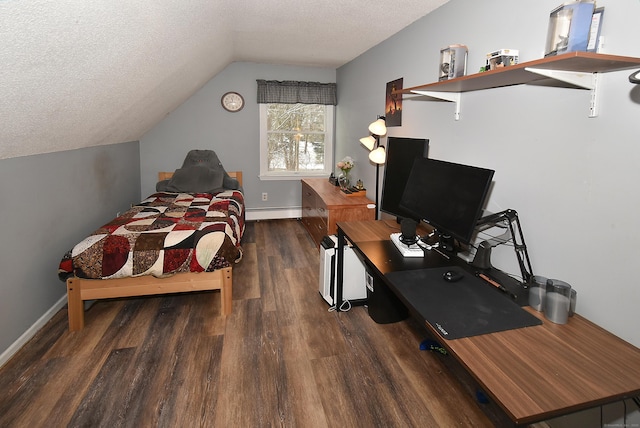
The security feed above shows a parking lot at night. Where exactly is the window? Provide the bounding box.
[259,103,334,179]
[256,79,337,180]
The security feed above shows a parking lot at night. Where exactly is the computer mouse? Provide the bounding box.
[443,270,463,283]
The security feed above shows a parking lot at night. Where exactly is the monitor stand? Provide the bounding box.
[390,233,424,257]
[390,232,451,260]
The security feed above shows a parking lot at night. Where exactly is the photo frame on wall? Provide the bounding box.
[385,78,403,127]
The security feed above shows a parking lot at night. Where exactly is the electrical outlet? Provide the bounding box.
[262,192,268,201]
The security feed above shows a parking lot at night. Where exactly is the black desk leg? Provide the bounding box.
[336,227,345,311]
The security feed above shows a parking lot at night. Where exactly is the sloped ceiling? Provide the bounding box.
[0,0,449,160]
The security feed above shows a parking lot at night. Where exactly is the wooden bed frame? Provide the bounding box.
[66,171,243,331]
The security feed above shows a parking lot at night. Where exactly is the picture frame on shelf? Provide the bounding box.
[544,1,596,57]
[439,44,468,81]
[587,7,604,52]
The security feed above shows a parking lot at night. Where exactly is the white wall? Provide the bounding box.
[337,0,640,349]
[139,61,336,218]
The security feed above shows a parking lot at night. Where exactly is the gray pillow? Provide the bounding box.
[223,175,240,190]
[181,149,222,169]
[162,166,225,193]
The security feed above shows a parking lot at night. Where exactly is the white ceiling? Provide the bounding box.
[0,0,449,160]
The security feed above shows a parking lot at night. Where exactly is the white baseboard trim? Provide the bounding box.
[0,295,67,369]
[246,207,302,221]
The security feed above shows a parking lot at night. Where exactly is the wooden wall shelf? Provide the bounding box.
[399,52,640,119]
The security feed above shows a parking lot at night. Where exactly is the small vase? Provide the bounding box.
[338,171,350,190]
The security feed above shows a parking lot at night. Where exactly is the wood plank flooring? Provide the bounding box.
[0,219,499,427]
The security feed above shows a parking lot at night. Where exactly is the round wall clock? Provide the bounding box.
[221,91,245,112]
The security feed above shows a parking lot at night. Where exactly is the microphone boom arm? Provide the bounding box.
[471,209,533,285]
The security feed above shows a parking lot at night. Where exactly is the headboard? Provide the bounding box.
[158,171,243,186]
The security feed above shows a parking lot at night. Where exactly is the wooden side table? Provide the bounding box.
[301,178,375,246]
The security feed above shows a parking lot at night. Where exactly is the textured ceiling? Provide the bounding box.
[0,0,448,160]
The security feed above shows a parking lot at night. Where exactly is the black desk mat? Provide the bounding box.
[385,267,542,340]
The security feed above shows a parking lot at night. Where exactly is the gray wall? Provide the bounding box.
[337,0,640,348]
[0,142,140,354]
[137,0,640,350]
[1,0,635,422]
[139,62,336,215]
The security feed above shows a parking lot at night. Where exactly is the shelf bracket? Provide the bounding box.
[525,68,600,117]
[411,90,462,120]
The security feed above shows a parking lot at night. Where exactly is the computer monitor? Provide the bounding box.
[399,157,494,246]
[380,137,429,220]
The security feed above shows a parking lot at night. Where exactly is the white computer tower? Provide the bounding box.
[319,235,367,306]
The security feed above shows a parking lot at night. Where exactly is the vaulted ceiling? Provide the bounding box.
[0,0,448,160]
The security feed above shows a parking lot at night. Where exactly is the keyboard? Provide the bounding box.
[390,233,424,257]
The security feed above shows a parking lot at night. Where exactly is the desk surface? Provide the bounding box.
[338,220,640,425]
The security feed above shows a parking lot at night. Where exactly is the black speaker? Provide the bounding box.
[440,234,455,252]
[399,218,418,245]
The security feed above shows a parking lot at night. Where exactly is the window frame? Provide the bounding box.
[259,103,334,181]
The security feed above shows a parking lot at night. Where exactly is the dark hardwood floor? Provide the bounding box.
[0,219,497,427]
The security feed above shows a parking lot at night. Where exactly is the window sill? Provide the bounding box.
[259,172,330,181]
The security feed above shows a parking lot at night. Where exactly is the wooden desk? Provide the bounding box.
[337,220,640,426]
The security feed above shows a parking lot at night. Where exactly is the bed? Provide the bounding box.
[58,159,244,331]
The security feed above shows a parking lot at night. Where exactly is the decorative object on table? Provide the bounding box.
[528,275,547,312]
[338,175,349,190]
[569,288,577,317]
[630,70,640,84]
[545,279,572,324]
[220,91,245,112]
[439,44,468,81]
[587,7,604,52]
[336,156,354,190]
[328,172,338,186]
[385,78,403,127]
[359,116,387,220]
[341,186,365,195]
[485,49,519,71]
[355,179,364,190]
[544,1,596,57]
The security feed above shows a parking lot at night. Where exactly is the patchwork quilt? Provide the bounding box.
[59,190,244,280]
